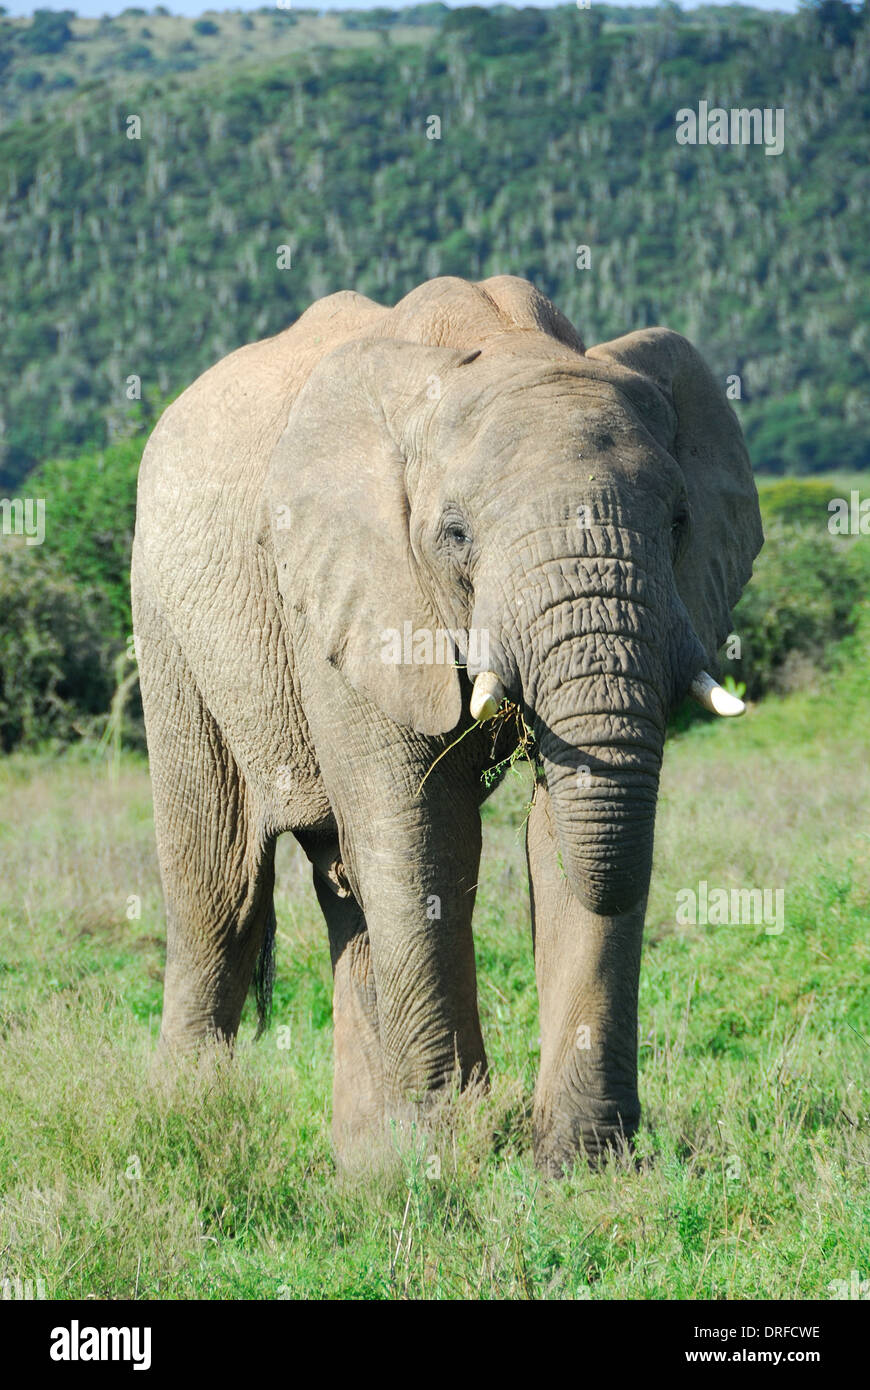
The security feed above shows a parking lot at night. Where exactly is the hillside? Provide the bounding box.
[0,2,868,487]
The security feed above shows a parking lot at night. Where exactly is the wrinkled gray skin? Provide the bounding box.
[132,276,763,1174]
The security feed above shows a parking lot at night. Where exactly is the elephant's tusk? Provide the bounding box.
[470,671,505,721]
[689,670,745,717]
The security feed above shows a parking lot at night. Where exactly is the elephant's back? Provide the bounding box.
[134,292,390,582]
[138,292,387,499]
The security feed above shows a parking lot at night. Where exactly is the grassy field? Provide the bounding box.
[0,622,868,1300]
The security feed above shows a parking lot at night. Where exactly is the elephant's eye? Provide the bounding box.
[444,523,472,547]
[670,509,690,559]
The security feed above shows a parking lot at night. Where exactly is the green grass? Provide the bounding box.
[1,629,868,1300]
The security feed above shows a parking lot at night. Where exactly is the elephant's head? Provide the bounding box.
[269,327,762,920]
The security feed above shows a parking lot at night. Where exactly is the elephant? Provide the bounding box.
[131,274,763,1174]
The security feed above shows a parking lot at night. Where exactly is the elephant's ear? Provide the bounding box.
[267,337,479,735]
[586,328,763,666]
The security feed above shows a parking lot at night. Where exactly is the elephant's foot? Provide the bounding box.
[334,1064,489,1179]
[156,1006,241,1056]
[533,1095,640,1176]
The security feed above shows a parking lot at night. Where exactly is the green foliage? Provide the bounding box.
[442,4,549,54]
[18,9,74,55]
[0,419,157,750]
[29,432,152,641]
[0,6,868,486]
[803,0,865,45]
[401,2,450,24]
[0,429,151,751]
[192,19,219,37]
[118,43,155,67]
[728,521,870,698]
[340,7,399,29]
[757,477,843,527]
[0,541,118,751]
[14,66,43,90]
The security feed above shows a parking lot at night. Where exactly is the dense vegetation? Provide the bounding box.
[1,2,868,488]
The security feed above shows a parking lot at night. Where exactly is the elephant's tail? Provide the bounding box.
[253,903,276,1040]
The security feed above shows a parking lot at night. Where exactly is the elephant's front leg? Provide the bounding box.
[296,662,487,1159]
[349,792,488,1120]
[526,783,645,1174]
[314,770,487,1163]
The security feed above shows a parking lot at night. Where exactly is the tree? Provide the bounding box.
[801,0,865,43]
[19,9,75,54]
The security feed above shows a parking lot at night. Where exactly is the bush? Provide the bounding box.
[757,478,843,528]
[119,43,154,67]
[0,541,119,752]
[340,7,398,29]
[727,523,870,698]
[29,435,147,641]
[401,3,449,25]
[193,19,219,37]
[14,68,44,90]
[19,9,74,54]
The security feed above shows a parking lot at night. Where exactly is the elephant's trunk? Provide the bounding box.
[516,588,670,1167]
[524,607,668,918]
[533,705,662,917]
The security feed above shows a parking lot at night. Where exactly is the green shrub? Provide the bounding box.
[19,9,74,55]
[401,3,449,25]
[0,431,157,751]
[340,8,397,29]
[119,44,154,67]
[757,478,843,528]
[193,19,219,37]
[14,68,44,90]
[0,541,120,752]
[29,434,147,642]
[728,524,870,698]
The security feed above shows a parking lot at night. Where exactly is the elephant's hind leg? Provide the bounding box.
[138,605,276,1050]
